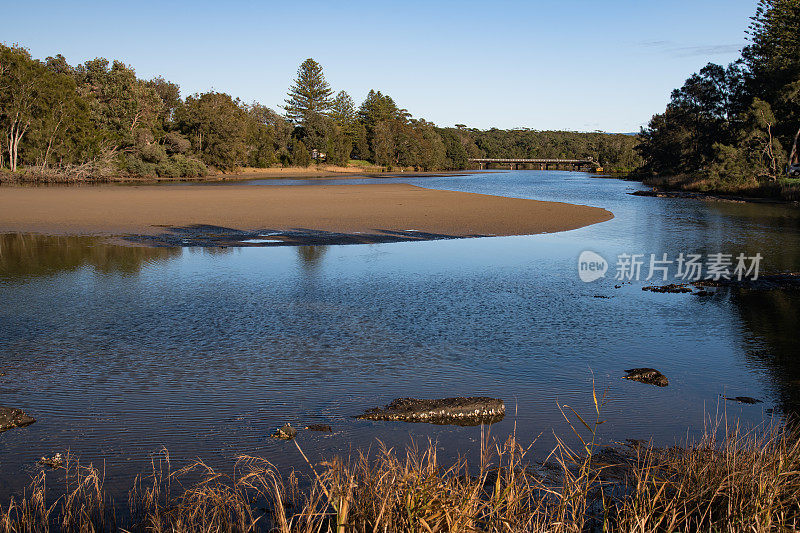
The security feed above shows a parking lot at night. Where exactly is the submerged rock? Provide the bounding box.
[0,405,35,433]
[357,397,505,426]
[723,396,762,405]
[623,368,669,387]
[38,453,64,469]
[305,424,332,432]
[271,424,298,440]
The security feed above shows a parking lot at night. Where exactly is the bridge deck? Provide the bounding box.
[469,158,596,164]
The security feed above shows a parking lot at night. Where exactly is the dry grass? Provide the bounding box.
[2,406,799,532]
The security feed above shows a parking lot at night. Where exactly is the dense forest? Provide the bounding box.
[638,0,800,191]
[0,47,640,180]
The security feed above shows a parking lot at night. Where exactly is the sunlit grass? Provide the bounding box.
[3,398,799,532]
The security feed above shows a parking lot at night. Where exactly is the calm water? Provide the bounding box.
[2,170,800,499]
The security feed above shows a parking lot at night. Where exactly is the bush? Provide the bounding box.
[122,155,156,177]
[139,143,168,164]
[164,131,191,154]
[155,159,181,178]
[172,154,207,178]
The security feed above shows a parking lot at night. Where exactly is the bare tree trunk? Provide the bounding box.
[9,121,29,173]
[42,113,64,171]
[790,125,800,166]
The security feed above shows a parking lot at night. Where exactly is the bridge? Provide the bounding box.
[469,158,603,172]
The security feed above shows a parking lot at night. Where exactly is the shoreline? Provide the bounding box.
[0,182,613,244]
[0,165,475,185]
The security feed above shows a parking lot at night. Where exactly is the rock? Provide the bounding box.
[271,424,298,440]
[357,397,505,426]
[623,368,669,387]
[693,289,713,296]
[723,396,762,405]
[642,284,692,294]
[304,424,332,432]
[38,453,64,469]
[0,405,35,433]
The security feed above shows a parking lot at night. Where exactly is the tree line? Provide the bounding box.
[0,48,642,179]
[637,0,800,186]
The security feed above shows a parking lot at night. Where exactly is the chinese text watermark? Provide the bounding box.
[578,251,762,282]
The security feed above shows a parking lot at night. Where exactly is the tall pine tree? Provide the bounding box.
[283,58,333,124]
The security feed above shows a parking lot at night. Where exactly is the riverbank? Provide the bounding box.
[638,174,800,204]
[2,420,797,532]
[0,165,472,184]
[0,183,613,242]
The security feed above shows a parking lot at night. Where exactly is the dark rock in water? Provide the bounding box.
[305,424,332,432]
[271,424,298,440]
[642,284,692,294]
[357,397,505,426]
[693,289,713,296]
[623,368,669,387]
[0,405,35,433]
[723,396,762,405]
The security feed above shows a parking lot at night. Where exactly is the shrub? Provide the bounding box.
[172,154,207,178]
[139,143,168,164]
[122,155,156,177]
[155,159,181,178]
[164,131,191,154]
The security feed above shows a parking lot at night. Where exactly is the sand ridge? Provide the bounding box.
[0,183,613,238]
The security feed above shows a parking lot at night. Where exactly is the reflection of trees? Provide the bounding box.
[296,246,328,271]
[730,288,800,414]
[0,234,181,279]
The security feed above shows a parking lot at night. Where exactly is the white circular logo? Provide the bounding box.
[578,251,608,282]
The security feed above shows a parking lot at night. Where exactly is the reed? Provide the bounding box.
[2,408,799,532]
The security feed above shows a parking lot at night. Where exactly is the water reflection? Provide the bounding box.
[297,246,328,271]
[0,234,181,279]
[730,288,800,413]
[2,171,800,506]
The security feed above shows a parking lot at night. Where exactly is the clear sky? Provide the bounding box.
[4,0,758,132]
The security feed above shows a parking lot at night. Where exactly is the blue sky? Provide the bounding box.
[4,0,757,132]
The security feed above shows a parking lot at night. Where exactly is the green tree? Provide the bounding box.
[283,58,333,124]
[175,92,249,170]
[743,0,800,100]
[290,138,311,167]
[710,98,786,182]
[0,45,43,171]
[330,90,358,158]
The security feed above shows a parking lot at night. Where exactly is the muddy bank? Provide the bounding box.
[0,183,613,240]
[630,188,800,206]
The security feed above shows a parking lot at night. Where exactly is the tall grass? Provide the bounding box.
[2,413,799,532]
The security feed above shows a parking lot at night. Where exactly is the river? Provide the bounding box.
[1,170,799,499]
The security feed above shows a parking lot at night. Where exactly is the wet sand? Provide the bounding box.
[0,183,613,241]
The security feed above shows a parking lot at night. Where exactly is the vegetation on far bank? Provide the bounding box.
[3,0,799,200]
[0,48,641,183]
[636,0,800,201]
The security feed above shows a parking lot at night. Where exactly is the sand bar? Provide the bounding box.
[0,183,612,238]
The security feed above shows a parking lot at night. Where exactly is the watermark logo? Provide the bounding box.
[578,251,763,282]
[578,251,608,282]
